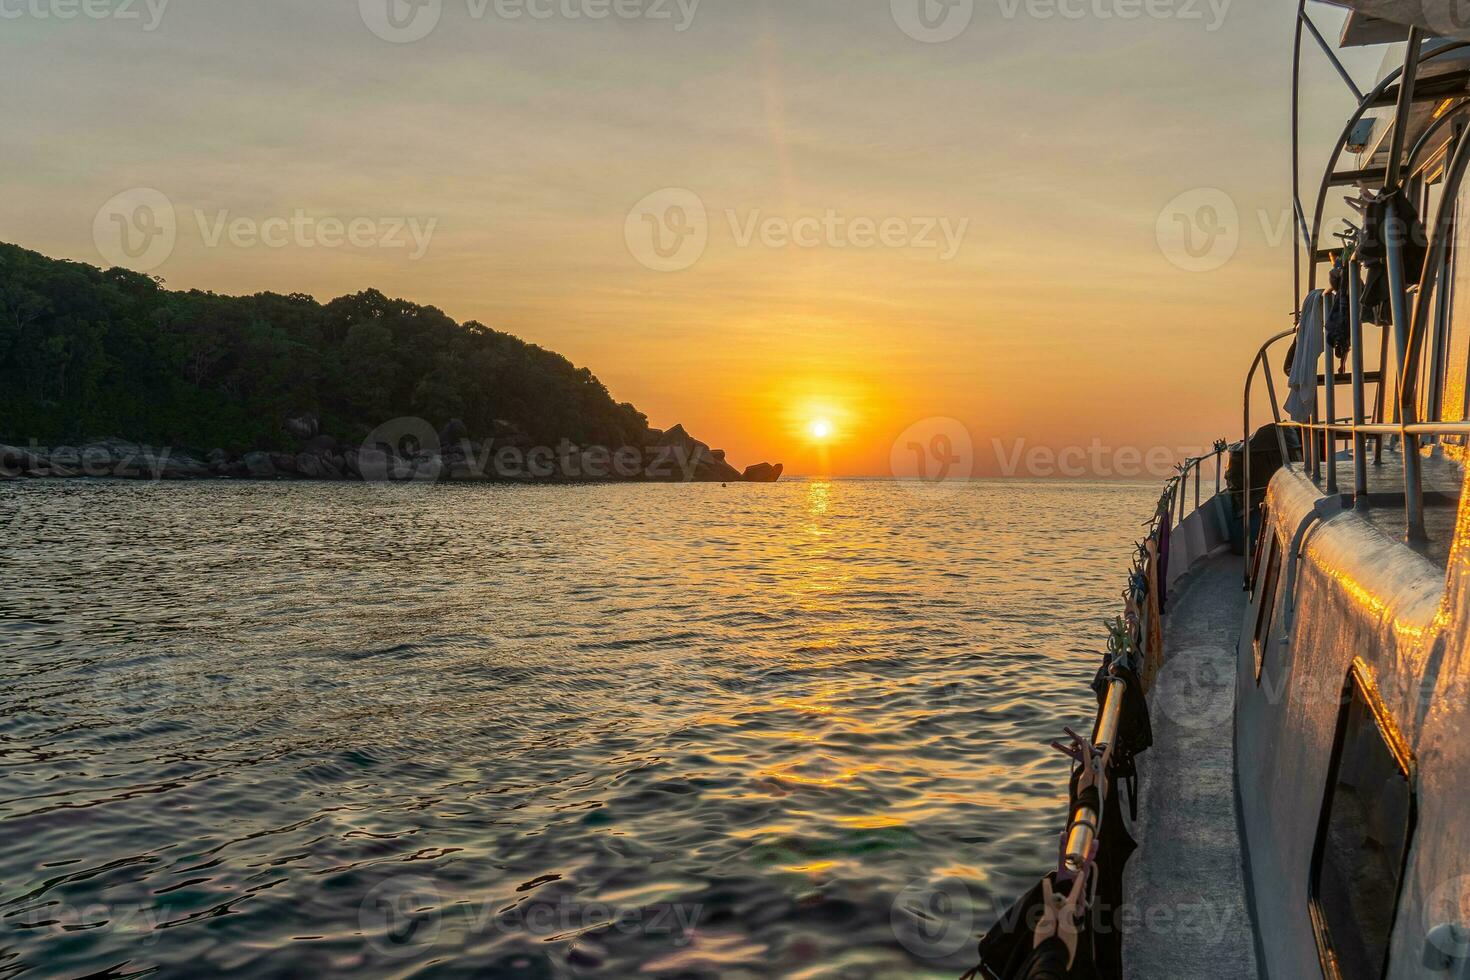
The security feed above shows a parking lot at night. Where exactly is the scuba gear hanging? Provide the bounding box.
[1357,188,1429,327]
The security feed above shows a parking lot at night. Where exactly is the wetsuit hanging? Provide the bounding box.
[1325,257,1353,361]
[1155,513,1170,613]
[1357,188,1429,326]
[1086,762,1137,979]
[972,874,1103,980]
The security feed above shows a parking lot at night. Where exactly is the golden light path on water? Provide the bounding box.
[0,477,1162,977]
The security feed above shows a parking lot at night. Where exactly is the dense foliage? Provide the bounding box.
[0,243,649,452]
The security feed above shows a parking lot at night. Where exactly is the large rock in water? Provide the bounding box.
[294,453,329,479]
[0,444,42,476]
[742,462,784,483]
[243,451,276,479]
[655,424,700,454]
[652,423,740,482]
[160,454,212,479]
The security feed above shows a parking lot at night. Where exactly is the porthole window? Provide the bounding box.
[1252,533,1281,683]
[1309,661,1416,980]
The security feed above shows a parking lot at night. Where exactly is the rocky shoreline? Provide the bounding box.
[1,421,783,486]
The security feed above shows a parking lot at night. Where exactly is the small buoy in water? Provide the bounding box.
[721,482,727,488]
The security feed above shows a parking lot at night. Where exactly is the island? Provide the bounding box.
[0,243,781,485]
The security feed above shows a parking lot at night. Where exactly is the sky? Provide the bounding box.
[0,0,1389,476]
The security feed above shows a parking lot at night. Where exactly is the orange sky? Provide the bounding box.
[0,1,1385,476]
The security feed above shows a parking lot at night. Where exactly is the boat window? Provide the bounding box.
[1309,662,1416,980]
[1248,506,1270,593]
[1252,532,1281,683]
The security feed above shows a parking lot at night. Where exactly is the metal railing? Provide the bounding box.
[1260,4,1470,555]
[1059,444,1227,874]
[1065,3,1470,894]
[1172,446,1228,529]
[1062,675,1127,872]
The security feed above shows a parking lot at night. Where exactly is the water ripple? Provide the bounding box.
[0,478,1156,977]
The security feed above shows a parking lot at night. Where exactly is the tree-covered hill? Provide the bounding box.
[0,242,653,454]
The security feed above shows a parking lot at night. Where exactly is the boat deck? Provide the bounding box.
[1123,553,1257,979]
[1306,446,1464,568]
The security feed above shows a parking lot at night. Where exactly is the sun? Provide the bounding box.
[809,418,834,441]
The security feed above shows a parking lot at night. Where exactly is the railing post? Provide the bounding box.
[1349,253,1368,506]
[1292,0,1306,317]
[1244,365,1256,589]
[1310,299,1322,483]
[1385,28,1422,191]
[1243,330,1297,588]
[1261,352,1291,464]
[1324,287,1338,494]
[1375,325,1389,465]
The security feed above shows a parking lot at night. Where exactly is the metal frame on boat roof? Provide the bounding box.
[1253,1,1470,563]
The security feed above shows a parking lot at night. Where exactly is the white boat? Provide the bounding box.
[973,4,1470,977]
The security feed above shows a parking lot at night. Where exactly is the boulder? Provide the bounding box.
[742,462,784,483]
[653,424,718,479]
[160,455,211,479]
[357,447,414,482]
[439,419,468,447]
[270,452,298,476]
[303,434,340,455]
[446,458,484,481]
[294,453,329,479]
[110,449,149,478]
[87,437,140,457]
[49,446,81,468]
[655,424,702,454]
[0,444,41,476]
[692,454,743,483]
[411,453,444,482]
[243,451,277,479]
[284,414,319,440]
[77,442,121,474]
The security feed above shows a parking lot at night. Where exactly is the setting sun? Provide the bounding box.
[809,419,834,441]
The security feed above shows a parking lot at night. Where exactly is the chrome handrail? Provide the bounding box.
[1173,446,1229,528]
[1062,676,1126,872]
[1274,7,1470,549]
[1243,329,1296,583]
[1298,36,1470,303]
